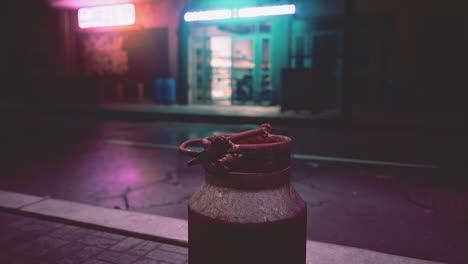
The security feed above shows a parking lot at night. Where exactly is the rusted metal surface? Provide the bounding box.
[180,124,307,264]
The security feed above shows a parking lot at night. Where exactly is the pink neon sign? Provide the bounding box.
[78,3,135,28]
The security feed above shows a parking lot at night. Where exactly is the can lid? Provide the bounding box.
[179,124,291,173]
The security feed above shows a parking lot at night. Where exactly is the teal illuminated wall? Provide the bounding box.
[187,0,293,10]
[186,0,344,15]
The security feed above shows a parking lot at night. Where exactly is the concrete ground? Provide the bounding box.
[0,112,467,263]
[0,191,441,264]
[0,211,188,264]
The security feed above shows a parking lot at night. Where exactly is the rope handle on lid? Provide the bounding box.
[178,138,203,157]
[178,124,273,171]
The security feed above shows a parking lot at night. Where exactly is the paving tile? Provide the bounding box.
[159,244,188,255]
[63,255,109,264]
[78,234,121,248]
[56,257,85,264]
[0,229,34,244]
[146,249,187,264]
[110,237,144,252]
[12,241,50,258]
[45,242,104,263]
[41,221,65,230]
[81,259,112,264]
[9,255,48,264]
[7,218,34,228]
[96,250,140,264]
[71,246,103,261]
[66,227,97,238]
[42,246,75,263]
[49,225,80,238]
[36,235,69,248]
[133,258,161,264]
[128,240,161,256]
[94,230,127,241]
[55,242,87,255]
[18,223,55,235]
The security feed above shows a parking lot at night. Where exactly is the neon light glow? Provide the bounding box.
[184,5,296,22]
[238,5,296,18]
[184,9,232,22]
[78,4,135,28]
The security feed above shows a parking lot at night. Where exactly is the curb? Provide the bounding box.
[45,106,345,129]
[0,190,443,264]
[0,190,187,247]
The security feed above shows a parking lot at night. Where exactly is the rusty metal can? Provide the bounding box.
[180,124,306,264]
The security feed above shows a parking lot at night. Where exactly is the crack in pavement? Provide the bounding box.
[90,171,186,210]
[122,187,131,209]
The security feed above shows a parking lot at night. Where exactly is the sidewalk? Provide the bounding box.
[57,103,468,130]
[0,190,442,264]
[53,103,341,127]
[5,102,464,130]
[0,211,188,264]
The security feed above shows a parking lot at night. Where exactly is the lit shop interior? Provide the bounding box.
[182,4,296,106]
[180,1,345,111]
[188,23,275,105]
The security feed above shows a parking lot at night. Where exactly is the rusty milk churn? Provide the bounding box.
[179,124,307,264]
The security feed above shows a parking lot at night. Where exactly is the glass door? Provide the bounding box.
[258,36,272,105]
[188,22,273,106]
[231,36,255,105]
[209,36,232,105]
[231,33,272,105]
[189,33,212,104]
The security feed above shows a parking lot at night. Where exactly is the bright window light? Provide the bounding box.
[238,4,296,18]
[184,9,232,22]
[78,4,135,28]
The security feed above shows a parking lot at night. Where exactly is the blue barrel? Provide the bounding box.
[153,79,164,104]
[163,78,176,105]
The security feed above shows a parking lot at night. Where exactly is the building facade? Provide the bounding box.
[50,0,347,111]
[33,0,466,114]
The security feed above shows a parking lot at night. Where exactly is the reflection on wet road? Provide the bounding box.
[107,139,438,169]
[1,113,467,263]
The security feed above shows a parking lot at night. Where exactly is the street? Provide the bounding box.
[1,112,467,263]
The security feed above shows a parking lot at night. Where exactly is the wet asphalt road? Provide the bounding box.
[0,112,467,263]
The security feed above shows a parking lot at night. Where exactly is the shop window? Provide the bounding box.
[260,22,272,33]
[262,39,271,71]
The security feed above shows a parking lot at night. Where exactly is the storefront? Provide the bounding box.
[179,0,347,112]
[50,0,347,111]
[186,21,275,105]
[180,1,296,106]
